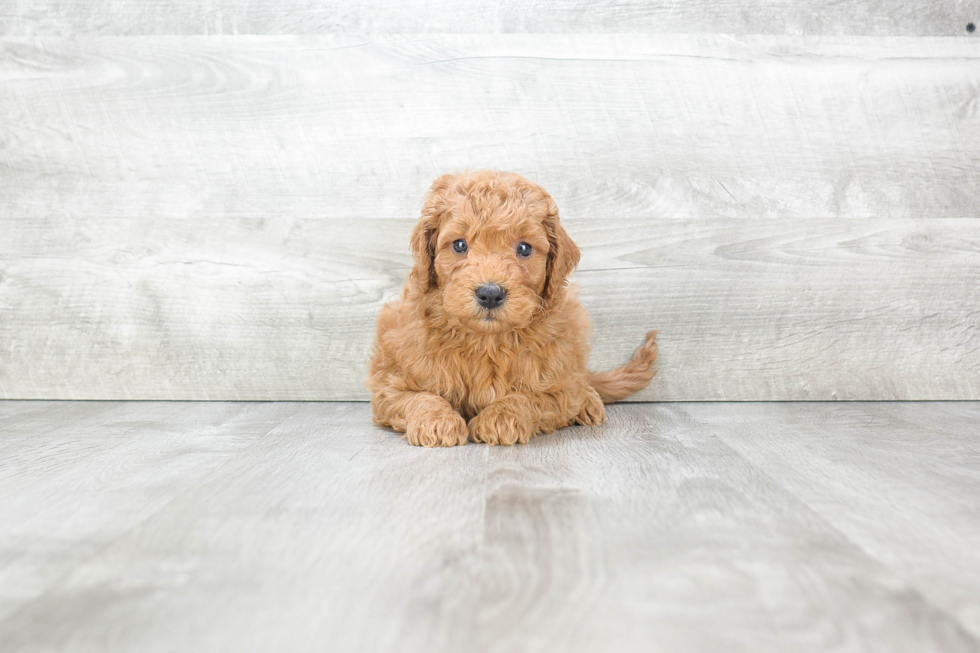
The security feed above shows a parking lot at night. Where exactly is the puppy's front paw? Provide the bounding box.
[405,409,468,447]
[575,387,606,426]
[469,397,535,446]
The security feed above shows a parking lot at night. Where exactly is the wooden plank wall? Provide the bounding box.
[1,3,979,400]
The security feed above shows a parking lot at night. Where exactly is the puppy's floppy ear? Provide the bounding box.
[408,173,457,293]
[542,197,580,307]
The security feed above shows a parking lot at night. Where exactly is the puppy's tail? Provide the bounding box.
[588,331,658,403]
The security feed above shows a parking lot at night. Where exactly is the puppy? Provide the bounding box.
[368,170,658,447]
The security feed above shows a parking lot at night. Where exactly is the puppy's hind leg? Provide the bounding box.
[574,386,606,426]
[372,386,468,448]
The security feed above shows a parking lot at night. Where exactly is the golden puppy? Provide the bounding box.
[368,170,658,447]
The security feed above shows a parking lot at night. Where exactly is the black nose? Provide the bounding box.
[475,283,507,310]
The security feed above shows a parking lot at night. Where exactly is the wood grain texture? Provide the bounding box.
[685,401,980,640]
[859,401,980,440]
[1,403,490,653]
[2,215,978,400]
[3,36,979,222]
[2,34,979,400]
[475,404,980,652]
[1,401,979,652]
[0,401,302,623]
[0,0,977,36]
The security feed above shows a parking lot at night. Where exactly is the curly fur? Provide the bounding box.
[367,170,658,447]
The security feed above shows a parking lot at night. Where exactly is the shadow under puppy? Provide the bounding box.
[368,170,658,446]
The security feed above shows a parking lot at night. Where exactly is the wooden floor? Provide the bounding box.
[0,401,978,652]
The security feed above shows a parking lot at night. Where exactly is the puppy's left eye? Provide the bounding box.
[516,242,533,257]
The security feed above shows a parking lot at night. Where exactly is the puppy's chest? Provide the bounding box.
[438,347,538,415]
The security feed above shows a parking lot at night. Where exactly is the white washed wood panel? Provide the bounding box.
[0,0,976,36]
[474,403,979,651]
[0,403,490,653]
[2,216,977,400]
[3,402,978,651]
[685,402,980,638]
[0,401,302,622]
[2,36,978,223]
[2,34,979,400]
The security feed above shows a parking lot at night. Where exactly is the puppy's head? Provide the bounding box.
[408,170,580,333]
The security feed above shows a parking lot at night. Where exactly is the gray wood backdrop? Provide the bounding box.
[1,2,979,401]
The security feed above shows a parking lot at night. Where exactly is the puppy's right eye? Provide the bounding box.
[452,239,468,254]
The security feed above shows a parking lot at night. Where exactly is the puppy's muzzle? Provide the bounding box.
[475,283,507,310]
